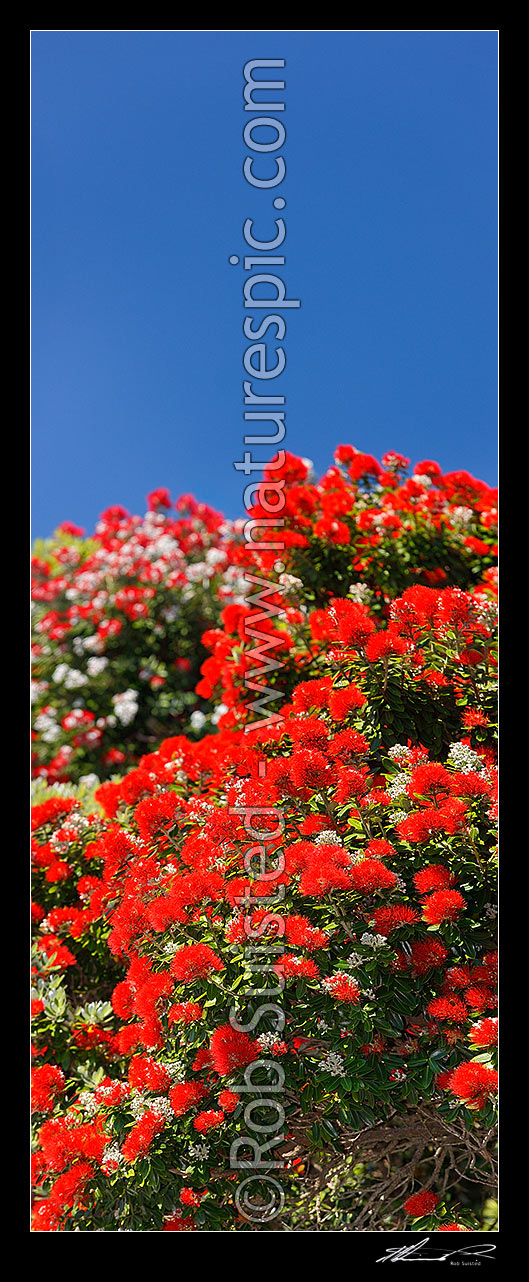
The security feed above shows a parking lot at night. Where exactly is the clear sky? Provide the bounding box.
[31,30,498,537]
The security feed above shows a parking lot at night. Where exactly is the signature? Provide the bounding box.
[376,1237,496,1263]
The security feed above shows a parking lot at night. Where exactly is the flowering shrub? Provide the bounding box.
[31,492,242,784]
[31,447,497,1231]
[196,448,497,730]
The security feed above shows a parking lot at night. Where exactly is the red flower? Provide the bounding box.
[193,1109,225,1133]
[128,1055,172,1093]
[284,914,330,950]
[312,598,375,647]
[298,845,354,896]
[192,1048,214,1073]
[218,1089,240,1112]
[349,859,397,894]
[462,708,489,728]
[170,944,224,983]
[168,1001,204,1025]
[275,954,320,980]
[288,715,330,749]
[469,1017,498,1048]
[328,683,366,720]
[169,1081,207,1117]
[448,1061,498,1108]
[408,939,448,973]
[398,800,467,844]
[404,1190,439,1217]
[291,676,333,713]
[363,839,396,861]
[180,1187,204,1207]
[147,487,172,510]
[323,973,360,1003]
[413,864,454,894]
[209,1024,259,1077]
[121,1110,166,1162]
[444,965,473,989]
[31,1064,65,1113]
[464,986,495,1012]
[422,890,467,925]
[364,629,407,662]
[408,762,453,801]
[334,765,370,803]
[290,748,331,791]
[426,996,468,1023]
[314,516,351,544]
[347,451,382,481]
[327,728,370,759]
[163,1211,196,1231]
[371,905,420,935]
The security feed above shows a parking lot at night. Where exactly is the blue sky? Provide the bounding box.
[31,30,498,537]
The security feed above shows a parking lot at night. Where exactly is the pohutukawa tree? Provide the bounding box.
[31,447,497,1232]
[31,491,242,785]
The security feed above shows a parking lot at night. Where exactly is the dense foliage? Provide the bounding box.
[31,447,498,1232]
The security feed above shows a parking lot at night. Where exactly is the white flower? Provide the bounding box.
[278,572,303,590]
[386,773,410,799]
[205,547,227,567]
[52,663,70,683]
[348,582,372,604]
[387,744,412,762]
[472,595,497,630]
[157,1060,185,1082]
[256,1032,280,1051]
[145,534,180,562]
[314,830,343,846]
[451,506,474,527]
[112,690,139,726]
[83,634,105,654]
[319,1051,346,1078]
[130,1093,173,1122]
[30,680,48,702]
[87,656,108,676]
[448,742,484,774]
[78,1091,98,1115]
[186,562,209,583]
[79,774,100,789]
[190,711,206,730]
[34,712,61,742]
[102,1143,123,1171]
[211,703,228,726]
[188,1142,210,1160]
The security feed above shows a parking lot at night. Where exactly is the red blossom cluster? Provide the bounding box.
[31,447,497,1232]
